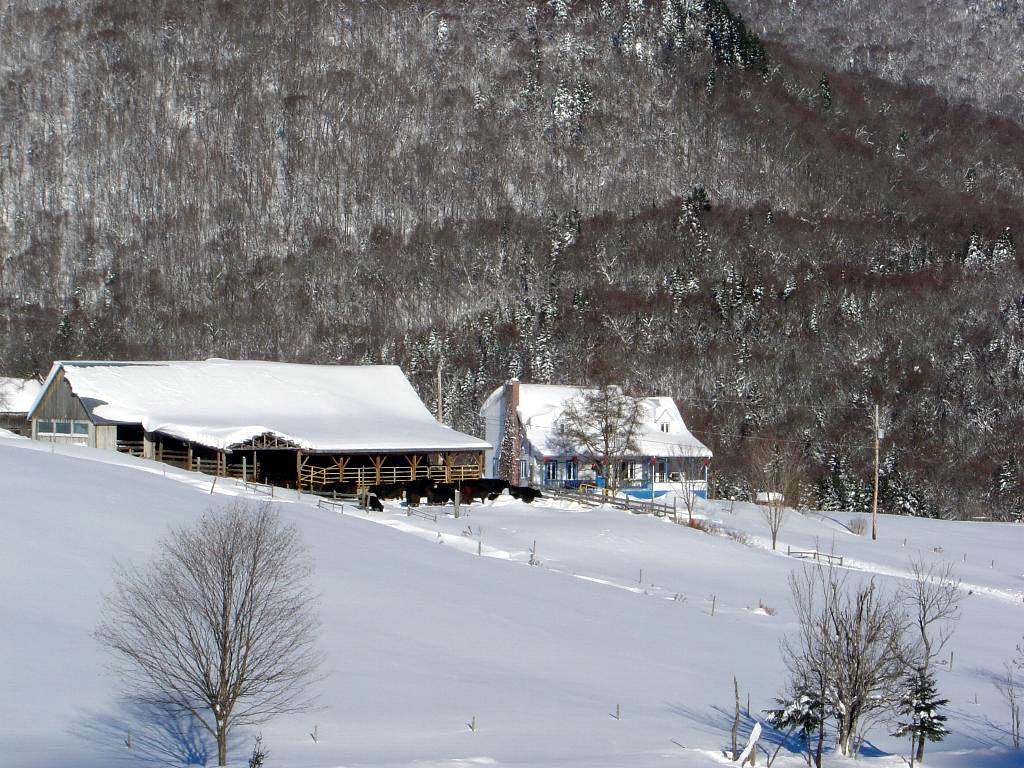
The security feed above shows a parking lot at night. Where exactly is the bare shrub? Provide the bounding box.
[848,517,867,536]
[96,502,322,766]
[684,516,719,535]
[724,527,751,546]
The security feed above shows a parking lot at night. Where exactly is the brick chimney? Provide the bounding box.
[502,378,521,484]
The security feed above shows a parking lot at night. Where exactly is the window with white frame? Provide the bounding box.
[660,422,670,432]
[565,460,577,481]
[544,460,558,482]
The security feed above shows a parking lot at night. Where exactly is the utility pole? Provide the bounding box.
[435,361,444,424]
[872,404,880,541]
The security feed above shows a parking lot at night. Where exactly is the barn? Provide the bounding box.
[0,376,42,436]
[27,359,490,491]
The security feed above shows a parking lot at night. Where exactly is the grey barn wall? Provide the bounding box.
[33,375,91,423]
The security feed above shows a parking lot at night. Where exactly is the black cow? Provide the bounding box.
[428,483,457,505]
[405,477,435,507]
[509,485,542,504]
[367,494,384,512]
[370,483,405,501]
[458,480,487,505]
[477,478,510,499]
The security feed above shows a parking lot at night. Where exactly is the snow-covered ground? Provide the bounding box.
[2,433,1022,767]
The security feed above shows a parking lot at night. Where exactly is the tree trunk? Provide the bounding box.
[837,720,856,757]
[731,676,740,759]
[915,732,925,763]
[217,724,228,766]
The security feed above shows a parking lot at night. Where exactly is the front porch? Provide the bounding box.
[535,455,709,496]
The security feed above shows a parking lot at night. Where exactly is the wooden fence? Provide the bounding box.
[299,462,481,489]
[116,440,144,457]
[544,484,679,517]
[786,546,844,566]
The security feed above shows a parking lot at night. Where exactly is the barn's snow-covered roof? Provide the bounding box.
[0,377,42,414]
[480,382,711,459]
[31,360,490,453]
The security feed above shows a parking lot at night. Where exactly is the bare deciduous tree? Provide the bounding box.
[96,502,322,766]
[784,563,907,760]
[995,662,1022,749]
[750,442,804,550]
[553,385,644,492]
[899,558,961,762]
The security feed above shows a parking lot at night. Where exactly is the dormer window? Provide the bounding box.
[660,422,670,433]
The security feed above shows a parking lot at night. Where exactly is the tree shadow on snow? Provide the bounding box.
[667,702,800,758]
[667,701,891,760]
[71,697,240,767]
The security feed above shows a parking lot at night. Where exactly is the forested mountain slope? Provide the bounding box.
[730,0,1024,122]
[1,1,1023,517]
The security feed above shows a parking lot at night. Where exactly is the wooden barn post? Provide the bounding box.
[406,454,421,481]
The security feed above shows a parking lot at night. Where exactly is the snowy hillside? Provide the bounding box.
[2,434,1022,768]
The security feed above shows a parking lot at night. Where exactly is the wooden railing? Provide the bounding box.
[116,440,144,457]
[299,462,482,488]
[160,449,190,467]
[787,546,844,566]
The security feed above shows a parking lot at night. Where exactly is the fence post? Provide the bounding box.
[454,489,461,519]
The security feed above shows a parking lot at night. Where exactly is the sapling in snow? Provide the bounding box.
[96,502,322,766]
[891,668,949,768]
[765,684,827,768]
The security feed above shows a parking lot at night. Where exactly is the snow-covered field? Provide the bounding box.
[2,433,1022,767]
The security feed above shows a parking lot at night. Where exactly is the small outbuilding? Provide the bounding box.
[480,379,712,495]
[28,359,490,490]
[0,376,42,436]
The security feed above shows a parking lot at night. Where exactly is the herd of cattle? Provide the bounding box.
[364,477,542,511]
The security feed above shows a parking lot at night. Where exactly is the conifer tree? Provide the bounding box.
[892,668,949,766]
[765,683,827,767]
[817,73,832,111]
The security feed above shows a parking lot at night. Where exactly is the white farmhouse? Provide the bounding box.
[480,379,712,496]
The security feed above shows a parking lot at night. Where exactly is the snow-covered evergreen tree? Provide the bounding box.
[765,684,827,767]
[551,0,571,23]
[435,18,449,50]
[817,73,832,111]
[892,668,949,765]
[964,230,986,270]
[992,228,1016,266]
